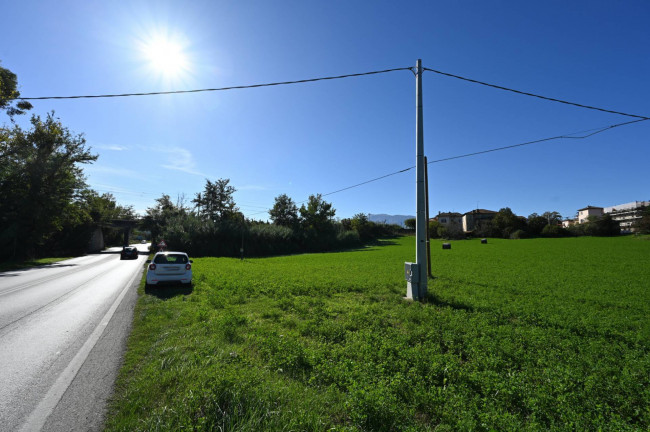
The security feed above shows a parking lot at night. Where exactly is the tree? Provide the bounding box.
[428,219,441,238]
[540,224,568,237]
[77,190,136,246]
[0,62,32,119]
[592,214,620,236]
[80,190,135,224]
[0,113,96,259]
[526,211,562,237]
[634,206,650,234]
[193,178,238,223]
[269,194,299,228]
[142,194,184,245]
[491,207,526,238]
[542,211,562,226]
[404,218,416,230]
[299,194,335,232]
[527,213,547,236]
[351,213,372,241]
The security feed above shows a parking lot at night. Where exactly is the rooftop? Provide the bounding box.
[464,209,497,215]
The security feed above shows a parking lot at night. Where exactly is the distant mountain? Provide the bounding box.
[368,214,414,227]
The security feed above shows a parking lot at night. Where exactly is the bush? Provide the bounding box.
[153,210,399,258]
[247,224,300,256]
[510,229,529,239]
[336,230,361,249]
[437,225,465,240]
[565,216,619,237]
[541,224,569,238]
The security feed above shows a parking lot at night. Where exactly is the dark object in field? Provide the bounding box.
[442,243,451,249]
[481,238,488,244]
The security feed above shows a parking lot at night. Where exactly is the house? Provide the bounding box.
[561,219,577,228]
[577,206,604,224]
[604,201,649,233]
[433,212,463,227]
[433,211,463,236]
[462,209,497,232]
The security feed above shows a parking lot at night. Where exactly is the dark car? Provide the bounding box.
[120,246,139,260]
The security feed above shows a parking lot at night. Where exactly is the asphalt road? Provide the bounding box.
[0,243,149,432]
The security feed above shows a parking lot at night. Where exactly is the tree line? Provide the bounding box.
[142,180,403,257]
[5,60,646,261]
[405,207,637,240]
[1,62,134,261]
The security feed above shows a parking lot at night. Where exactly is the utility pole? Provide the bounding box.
[425,156,432,278]
[404,59,428,301]
[240,214,245,261]
[415,59,428,299]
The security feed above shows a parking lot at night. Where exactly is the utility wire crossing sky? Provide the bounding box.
[11,64,647,219]
[3,2,648,220]
[12,66,650,121]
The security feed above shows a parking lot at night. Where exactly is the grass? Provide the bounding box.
[106,236,650,431]
[0,256,73,272]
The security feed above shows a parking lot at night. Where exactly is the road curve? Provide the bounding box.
[0,244,148,431]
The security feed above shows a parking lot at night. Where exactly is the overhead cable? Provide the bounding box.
[16,67,412,101]
[423,67,650,120]
[427,118,647,164]
[242,117,647,217]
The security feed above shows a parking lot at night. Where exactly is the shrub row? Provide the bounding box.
[155,215,401,257]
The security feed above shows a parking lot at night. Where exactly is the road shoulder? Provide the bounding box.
[41,265,140,432]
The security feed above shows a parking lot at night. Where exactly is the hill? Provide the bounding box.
[367,213,414,227]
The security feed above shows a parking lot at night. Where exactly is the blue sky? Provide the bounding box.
[2,1,649,220]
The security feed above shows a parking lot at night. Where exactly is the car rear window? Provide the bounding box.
[154,254,188,264]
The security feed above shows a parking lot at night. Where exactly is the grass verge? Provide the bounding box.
[106,236,649,431]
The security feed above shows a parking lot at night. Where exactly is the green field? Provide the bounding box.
[106,236,650,431]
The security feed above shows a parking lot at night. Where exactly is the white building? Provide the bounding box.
[462,209,497,232]
[577,206,604,224]
[434,212,463,227]
[604,201,649,233]
[561,219,576,228]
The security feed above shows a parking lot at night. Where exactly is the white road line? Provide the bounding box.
[18,266,141,432]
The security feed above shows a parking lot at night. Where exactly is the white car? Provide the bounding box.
[146,252,193,286]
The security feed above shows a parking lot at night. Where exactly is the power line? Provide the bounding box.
[427,118,647,164]
[321,167,413,198]
[16,67,412,101]
[242,117,647,218]
[423,67,650,120]
[14,64,648,124]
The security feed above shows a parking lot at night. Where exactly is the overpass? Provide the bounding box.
[87,219,142,252]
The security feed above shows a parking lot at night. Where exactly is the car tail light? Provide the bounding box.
[185,263,191,270]
[149,263,156,270]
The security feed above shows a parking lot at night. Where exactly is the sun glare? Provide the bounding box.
[142,36,189,78]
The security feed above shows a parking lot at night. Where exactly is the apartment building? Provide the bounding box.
[604,201,649,233]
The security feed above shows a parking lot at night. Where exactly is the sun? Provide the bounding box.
[141,35,189,78]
